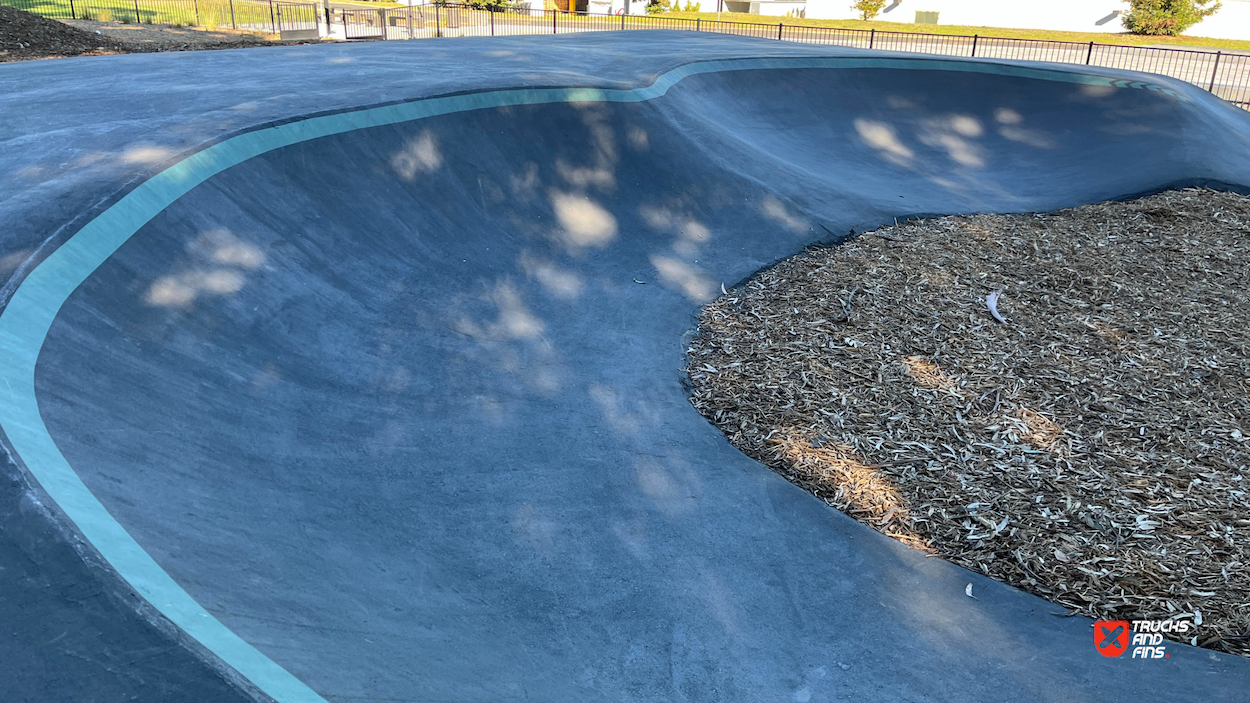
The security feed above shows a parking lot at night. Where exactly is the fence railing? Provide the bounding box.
[5,0,1248,109]
[332,3,1250,109]
[2,0,317,34]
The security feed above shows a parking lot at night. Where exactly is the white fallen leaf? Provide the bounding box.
[986,290,1008,324]
[965,583,977,599]
[1054,549,1069,563]
[1195,610,1203,626]
[721,282,728,295]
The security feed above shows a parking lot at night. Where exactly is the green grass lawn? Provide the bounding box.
[4,0,291,27]
[9,0,1250,51]
[663,11,1250,52]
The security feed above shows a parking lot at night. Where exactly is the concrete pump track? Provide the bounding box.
[2,32,1249,703]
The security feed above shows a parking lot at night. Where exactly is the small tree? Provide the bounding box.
[1122,0,1221,36]
[850,0,887,21]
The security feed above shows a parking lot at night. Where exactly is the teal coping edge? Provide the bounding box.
[0,55,1176,703]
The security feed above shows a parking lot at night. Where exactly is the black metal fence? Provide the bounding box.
[5,0,1248,109]
[1,0,315,34]
[343,3,1250,109]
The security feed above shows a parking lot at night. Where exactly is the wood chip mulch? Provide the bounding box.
[687,187,1250,656]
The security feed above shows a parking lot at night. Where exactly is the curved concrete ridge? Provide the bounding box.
[4,34,1250,702]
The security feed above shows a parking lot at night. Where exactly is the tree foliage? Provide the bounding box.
[850,0,887,21]
[1122,0,1221,36]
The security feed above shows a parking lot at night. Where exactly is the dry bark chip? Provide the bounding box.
[688,188,1250,656]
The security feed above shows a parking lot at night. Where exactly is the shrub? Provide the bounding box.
[97,9,113,21]
[1122,0,1221,35]
[850,0,887,20]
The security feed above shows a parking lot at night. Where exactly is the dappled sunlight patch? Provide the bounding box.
[144,268,244,307]
[142,228,264,308]
[947,114,983,138]
[451,278,565,396]
[192,228,265,269]
[555,159,615,190]
[120,145,175,165]
[1010,407,1067,453]
[998,124,1057,150]
[770,434,931,551]
[993,106,1057,150]
[853,118,913,166]
[454,279,544,342]
[760,194,808,233]
[633,455,701,517]
[390,130,443,181]
[518,251,583,300]
[917,115,987,168]
[901,355,956,391]
[588,383,642,436]
[649,255,715,302]
[626,126,649,151]
[550,191,618,249]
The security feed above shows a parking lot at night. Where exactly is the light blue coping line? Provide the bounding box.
[0,54,1182,703]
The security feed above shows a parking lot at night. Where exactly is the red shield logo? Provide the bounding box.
[1094,620,1130,658]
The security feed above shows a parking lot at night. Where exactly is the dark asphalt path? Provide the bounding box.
[3,33,1250,703]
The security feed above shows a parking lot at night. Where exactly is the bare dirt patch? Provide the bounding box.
[60,18,287,52]
[0,5,126,61]
[1,6,318,62]
[687,188,1250,656]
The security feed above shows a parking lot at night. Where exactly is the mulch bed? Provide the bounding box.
[0,5,127,61]
[687,188,1250,656]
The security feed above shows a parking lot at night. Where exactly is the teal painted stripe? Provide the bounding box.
[0,55,1176,703]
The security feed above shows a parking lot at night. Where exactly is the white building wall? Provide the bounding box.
[801,0,1250,41]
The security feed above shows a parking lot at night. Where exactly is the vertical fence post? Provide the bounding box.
[69,0,75,19]
[490,8,494,36]
[553,9,556,34]
[194,0,200,27]
[1085,41,1094,65]
[133,0,141,23]
[868,27,875,49]
[777,22,782,41]
[621,11,624,30]
[435,2,440,37]
[1209,51,1223,92]
[970,34,977,57]
[229,0,236,29]
[269,0,276,33]
[407,5,413,38]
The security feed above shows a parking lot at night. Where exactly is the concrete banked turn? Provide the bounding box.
[1,31,1248,703]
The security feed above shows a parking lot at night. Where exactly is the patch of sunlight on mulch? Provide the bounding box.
[687,187,1250,656]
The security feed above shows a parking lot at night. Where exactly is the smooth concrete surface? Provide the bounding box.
[3,32,1250,703]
